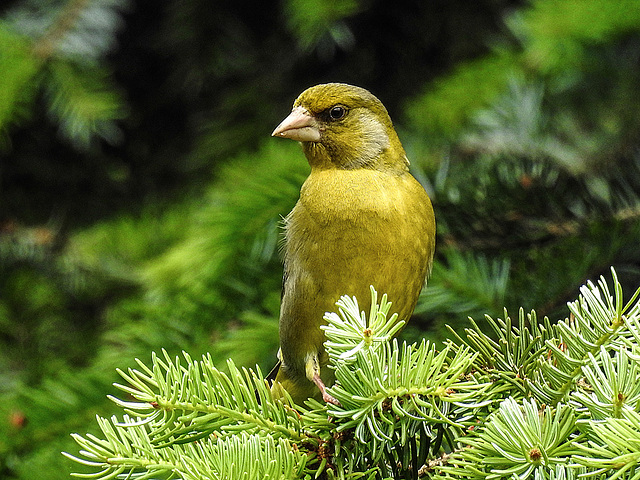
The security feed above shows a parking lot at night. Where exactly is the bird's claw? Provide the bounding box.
[312,371,341,406]
[322,391,341,406]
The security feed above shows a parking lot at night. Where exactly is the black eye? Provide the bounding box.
[328,105,347,120]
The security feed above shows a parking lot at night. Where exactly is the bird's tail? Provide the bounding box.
[265,359,281,385]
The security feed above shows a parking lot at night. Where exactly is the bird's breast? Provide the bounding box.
[283,167,433,302]
[279,167,435,374]
[296,169,410,224]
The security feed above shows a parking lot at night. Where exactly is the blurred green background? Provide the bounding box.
[1,0,640,477]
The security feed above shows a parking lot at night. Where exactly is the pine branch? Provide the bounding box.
[436,398,580,480]
[283,0,360,52]
[64,426,307,480]
[65,270,640,479]
[572,410,640,478]
[446,268,640,408]
[533,269,640,404]
[32,0,90,60]
[1,0,128,148]
[415,250,510,320]
[108,351,310,446]
[572,346,640,421]
[45,59,126,147]
[0,25,40,136]
[323,290,489,448]
[446,308,555,401]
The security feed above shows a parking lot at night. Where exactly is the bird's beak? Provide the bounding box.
[272,106,321,142]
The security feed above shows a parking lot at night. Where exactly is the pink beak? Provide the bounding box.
[272,106,321,142]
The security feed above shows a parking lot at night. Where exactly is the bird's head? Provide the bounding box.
[272,83,408,172]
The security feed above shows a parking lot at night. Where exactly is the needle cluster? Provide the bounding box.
[66,269,640,479]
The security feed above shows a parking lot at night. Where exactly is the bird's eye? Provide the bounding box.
[328,105,346,120]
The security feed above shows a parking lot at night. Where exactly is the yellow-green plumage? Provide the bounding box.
[271,83,436,404]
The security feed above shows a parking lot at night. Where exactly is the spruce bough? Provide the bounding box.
[65,268,640,479]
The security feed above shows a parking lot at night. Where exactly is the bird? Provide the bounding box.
[270,83,436,405]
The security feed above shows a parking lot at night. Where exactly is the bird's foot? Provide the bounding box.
[312,372,341,406]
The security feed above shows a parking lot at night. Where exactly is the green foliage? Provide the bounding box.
[405,52,517,141]
[415,250,510,321]
[284,0,360,52]
[67,424,307,480]
[68,204,194,271]
[322,289,486,456]
[0,23,40,143]
[65,271,640,479]
[572,410,640,477]
[45,60,126,147]
[405,0,640,148]
[0,223,134,386]
[0,0,127,150]
[143,141,307,326]
[449,270,640,407]
[574,346,640,420]
[63,288,485,479]
[512,0,640,73]
[438,398,579,480]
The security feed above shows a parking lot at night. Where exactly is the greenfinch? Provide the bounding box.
[270,83,435,405]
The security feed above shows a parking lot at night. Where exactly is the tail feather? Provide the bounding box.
[265,360,281,384]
